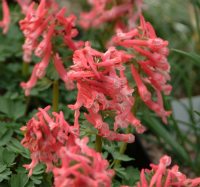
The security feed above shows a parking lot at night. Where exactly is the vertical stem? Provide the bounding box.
[22,62,30,115]
[52,80,59,112]
[22,62,29,78]
[114,127,131,167]
[95,135,102,152]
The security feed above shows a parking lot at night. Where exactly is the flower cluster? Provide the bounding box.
[53,138,114,187]
[21,106,114,186]
[137,155,200,187]
[21,106,76,175]
[67,42,146,143]
[113,16,172,123]
[20,0,83,95]
[79,0,143,30]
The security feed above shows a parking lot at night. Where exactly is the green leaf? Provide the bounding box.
[0,129,13,146]
[172,49,200,66]
[144,114,189,162]
[46,62,59,80]
[30,175,43,185]
[29,164,45,186]
[10,173,29,187]
[0,163,12,182]
[0,96,26,120]
[25,181,35,187]
[121,166,140,186]
[112,152,134,162]
[2,149,16,166]
[35,78,52,92]
[115,167,128,180]
[32,164,45,175]
[7,138,30,159]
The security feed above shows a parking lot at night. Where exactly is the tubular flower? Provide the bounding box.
[53,137,114,187]
[0,0,56,34]
[79,0,143,30]
[67,42,145,143]
[0,0,10,34]
[136,155,200,187]
[21,106,77,176]
[113,16,172,123]
[20,0,83,95]
[21,106,114,187]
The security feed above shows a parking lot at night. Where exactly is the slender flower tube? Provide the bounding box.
[0,0,10,34]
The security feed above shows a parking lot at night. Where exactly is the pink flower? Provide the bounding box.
[20,0,83,95]
[21,106,114,186]
[21,106,77,175]
[53,53,75,90]
[113,16,171,123]
[136,155,200,187]
[0,0,10,34]
[20,64,39,96]
[79,0,143,30]
[68,42,145,143]
[53,137,114,187]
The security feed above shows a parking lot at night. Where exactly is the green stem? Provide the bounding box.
[22,62,30,115]
[22,62,29,78]
[114,126,131,167]
[95,135,102,152]
[52,80,59,112]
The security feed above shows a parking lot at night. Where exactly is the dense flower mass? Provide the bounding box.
[19,0,83,95]
[21,106,114,187]
[2,1,200,187]
[21,106,77,175]
[136,155,200,187]
[79,0,143,30]
[113,16,172,123]
[53,137,114,187]
[67,42,145,143]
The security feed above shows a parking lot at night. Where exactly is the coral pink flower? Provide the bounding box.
[21,106,77,176]
[0,0,10,34]
[21,106,114,186]
[20,63,39,96]
[53,53,75,90]
[136,155,200,187]
[0,0,58,34]
[68,42,145,143]
[20,0,83,95]
[79,0,143,30]
[113,16,171,123]
[53,137,114,187]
